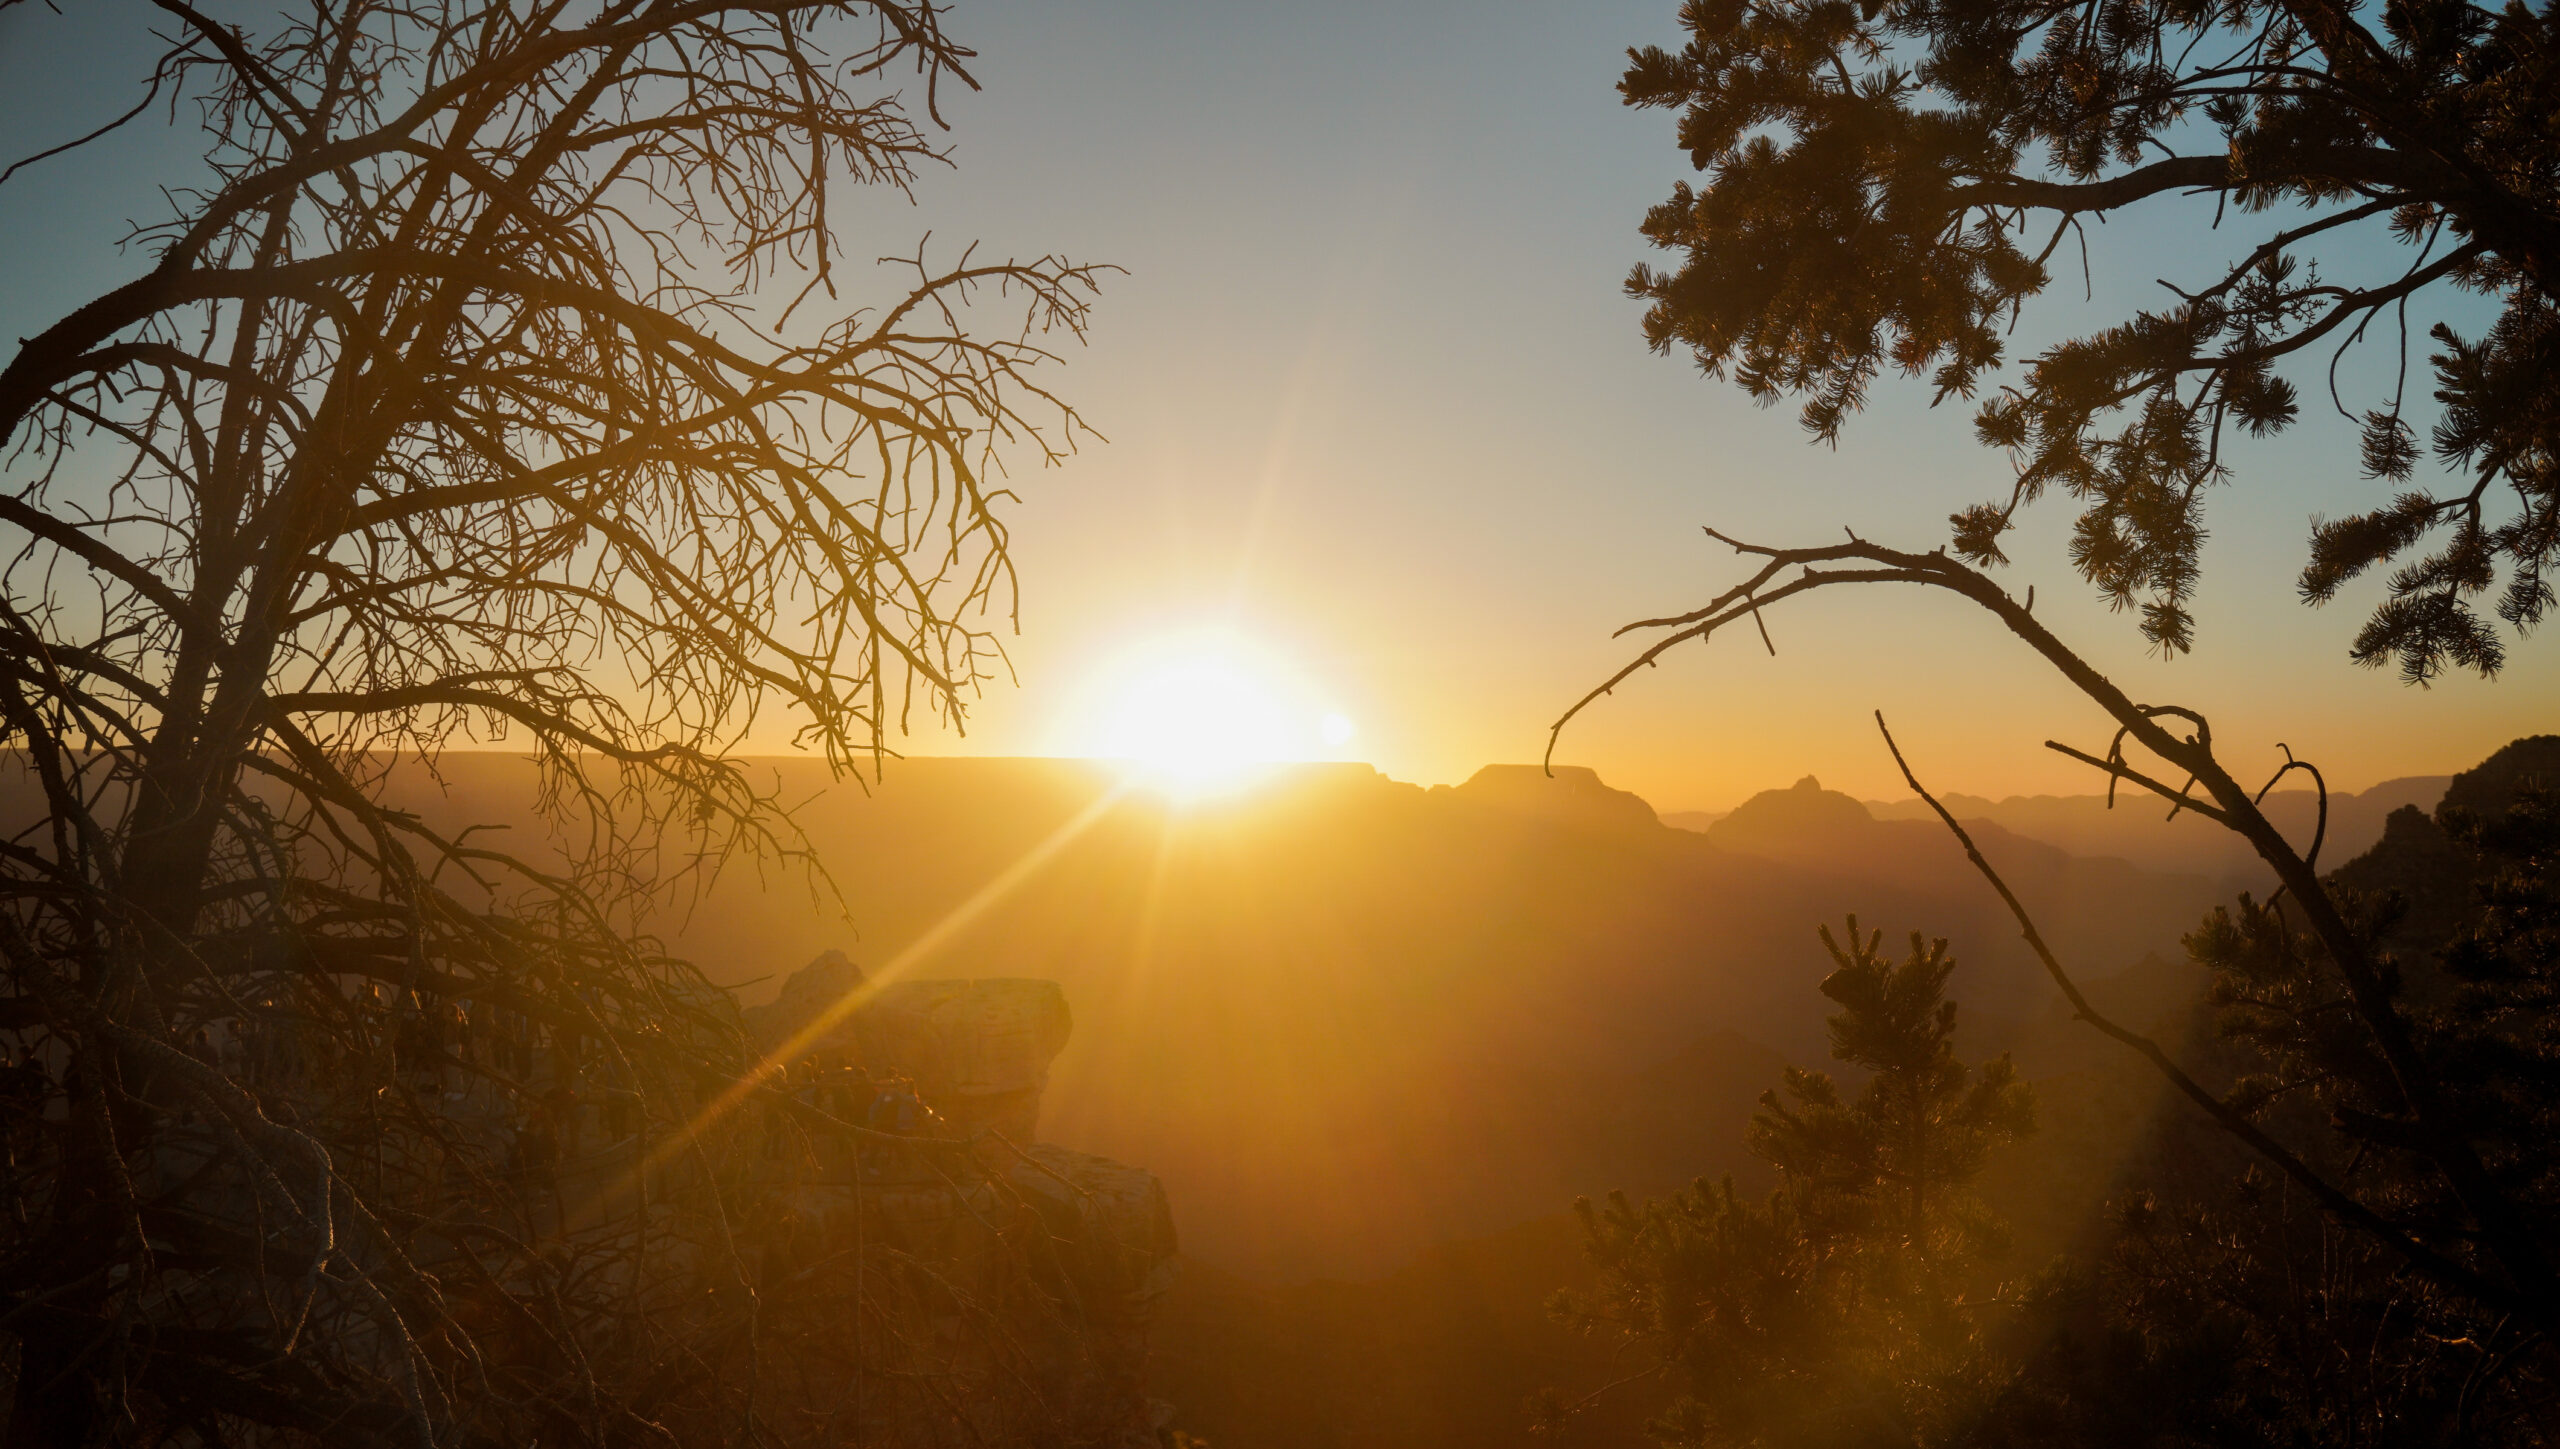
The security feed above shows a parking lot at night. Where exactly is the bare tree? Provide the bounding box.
[0,0,1107,1441]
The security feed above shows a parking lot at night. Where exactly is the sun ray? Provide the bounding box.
[632,779,1135,1184]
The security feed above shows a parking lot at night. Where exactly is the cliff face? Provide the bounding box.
[745,953,1179,1448]
[2326,735,2560,962]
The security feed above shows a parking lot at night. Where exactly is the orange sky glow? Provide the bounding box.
[5,3,2550,815]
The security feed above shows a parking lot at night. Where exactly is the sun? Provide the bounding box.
[1062,632,1356,796]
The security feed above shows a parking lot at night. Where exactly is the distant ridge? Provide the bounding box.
[0,751,2245,1277]
[1859,775,2450,880]
[1434,763,1662,832]
[572,754,2218,1275]
[1665,777,2450,875]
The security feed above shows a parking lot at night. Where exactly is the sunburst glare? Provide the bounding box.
[1061,632,1354,795]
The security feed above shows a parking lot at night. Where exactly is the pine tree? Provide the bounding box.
[1616,0,2560,675]
[1977,745,2560,1447]
[1550,920,2033,1449]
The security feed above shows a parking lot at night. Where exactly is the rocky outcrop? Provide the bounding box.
[854,978,1073,1141]
[746,953,1178,1447]
[740,946,865,1044]
[745,962,1076,1141]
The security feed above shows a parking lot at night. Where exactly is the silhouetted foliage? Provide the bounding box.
[1546,770,2560,1445]
[0,0,1106,1442]
[1567,14,2560,1358]
[1622,0,2560,676]
[1546,920,2032,1448]
[1570,5,2560,1437]
[1982,749,2560,1446]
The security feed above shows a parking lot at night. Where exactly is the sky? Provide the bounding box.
[2,0,2553,811]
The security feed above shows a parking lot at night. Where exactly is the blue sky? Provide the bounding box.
[2,0,2550,808]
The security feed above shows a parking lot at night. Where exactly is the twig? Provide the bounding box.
[1874,709,2519,1318]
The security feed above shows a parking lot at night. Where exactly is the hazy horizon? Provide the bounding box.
[382,743,2470,815]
